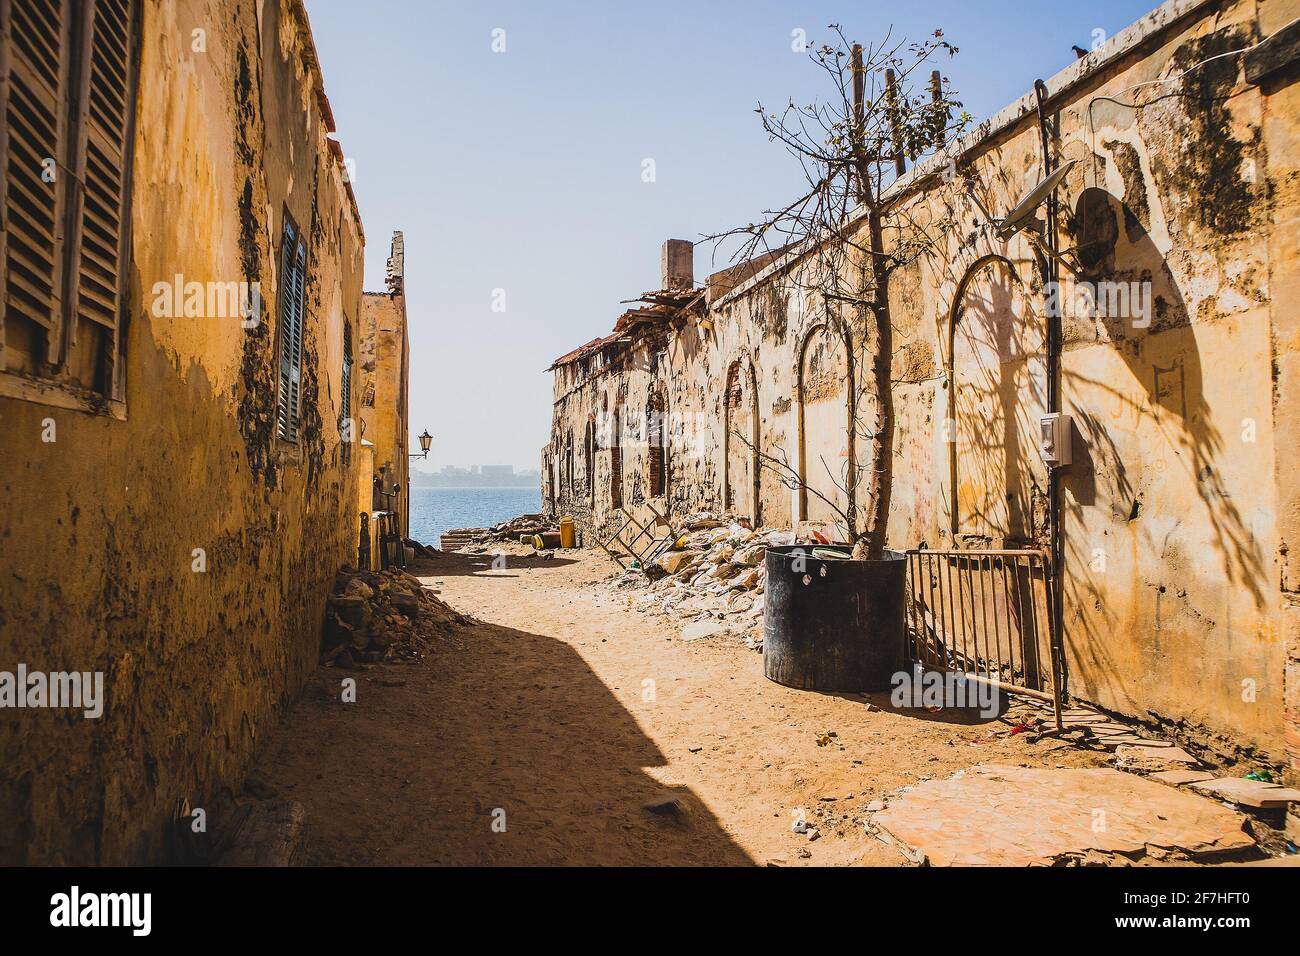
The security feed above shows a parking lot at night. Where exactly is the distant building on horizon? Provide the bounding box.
[411,464,539,488]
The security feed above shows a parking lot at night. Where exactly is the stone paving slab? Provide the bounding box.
[874,764,1253,866]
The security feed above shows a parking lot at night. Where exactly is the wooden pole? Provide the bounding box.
[885,68,905,177]
[929,69,947,149]
[851,44,866,205]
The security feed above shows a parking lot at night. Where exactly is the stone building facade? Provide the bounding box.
[359,231,411,536]
[0,0,365,862]
[547,0,1300,779]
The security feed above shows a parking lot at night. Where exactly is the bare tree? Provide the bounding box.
[707,26,969,558]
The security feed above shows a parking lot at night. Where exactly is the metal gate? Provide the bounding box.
[905,548,1062,723]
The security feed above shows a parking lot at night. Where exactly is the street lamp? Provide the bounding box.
[410,429,432,460]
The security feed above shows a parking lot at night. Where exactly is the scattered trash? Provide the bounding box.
[1008,718,1044,736]
[441,514,552,551]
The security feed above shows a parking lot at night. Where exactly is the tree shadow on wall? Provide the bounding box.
[1058,186,1269,697]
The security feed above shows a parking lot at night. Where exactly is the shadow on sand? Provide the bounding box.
[252,612,753,865]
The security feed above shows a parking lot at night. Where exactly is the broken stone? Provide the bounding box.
[389,591,420,617]
[874,764,1253,866]
[643,797,688,823]
[659,550,699,575]
[681,621,728,642]
[1149,769,1217,786]
[1190,777,1300,809]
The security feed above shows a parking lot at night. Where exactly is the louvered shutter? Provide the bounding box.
[288,241,305,435]
[341,333,352,427]
[3,0,70,364]
[72,0,132,335]
[276,218,306,441]
[277,219,297,440]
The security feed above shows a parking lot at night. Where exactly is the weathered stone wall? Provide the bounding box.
[548,0,1300,773]
[359,233,410,536]
[0,0,365,862]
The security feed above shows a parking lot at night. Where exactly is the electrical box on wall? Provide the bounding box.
[1040,413,1073,467]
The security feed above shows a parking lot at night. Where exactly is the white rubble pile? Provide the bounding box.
[616,511,798,651]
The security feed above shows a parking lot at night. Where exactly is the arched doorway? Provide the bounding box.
[797,323,853,524]
[609,405,623,511]
[584,415,595,505]
[948,256,1045,545]
[647,390,668,499]
[724,359,760,524]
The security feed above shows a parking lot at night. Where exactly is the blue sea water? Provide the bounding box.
[409,486,542,546]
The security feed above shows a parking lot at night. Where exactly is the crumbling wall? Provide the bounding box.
[546,0,1300,770]
[359,246,409,533]
[0,0,365,862]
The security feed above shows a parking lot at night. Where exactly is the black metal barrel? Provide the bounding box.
[763,545,906,693]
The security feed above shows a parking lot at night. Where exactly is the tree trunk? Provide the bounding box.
[863,205,894,559]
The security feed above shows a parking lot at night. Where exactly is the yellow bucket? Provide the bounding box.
[559,516,576,549]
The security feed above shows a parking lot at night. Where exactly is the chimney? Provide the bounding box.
[660,239,693,291]
[385,230,405,295]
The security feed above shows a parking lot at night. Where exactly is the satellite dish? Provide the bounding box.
[995,159,1078,240]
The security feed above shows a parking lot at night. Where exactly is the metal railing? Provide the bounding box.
[905,548,1061,721]
[598,502,678,573]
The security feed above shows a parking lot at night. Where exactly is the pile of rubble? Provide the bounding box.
[441,514,551,550]
[322,567,470,668]
[616,512,798,650]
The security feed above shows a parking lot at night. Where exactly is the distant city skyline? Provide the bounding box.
[411,462,540,488]
[411,463,540,476]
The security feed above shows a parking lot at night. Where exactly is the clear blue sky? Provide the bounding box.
[306,0,1161,472]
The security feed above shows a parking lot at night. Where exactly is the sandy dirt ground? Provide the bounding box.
[250,545,1117,866]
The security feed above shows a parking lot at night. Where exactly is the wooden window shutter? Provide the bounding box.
[341,339,352,424]
[67,0,136,396]
[2,0,71,365]
[340,323,352,451]
[276,218,307,442]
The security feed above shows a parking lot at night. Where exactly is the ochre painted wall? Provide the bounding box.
[359,279,409,535]
[0,0,364,863]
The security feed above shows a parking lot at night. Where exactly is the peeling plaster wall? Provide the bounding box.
[0,0,365,863]
[548,0,1300,771]
[359,284,409,533]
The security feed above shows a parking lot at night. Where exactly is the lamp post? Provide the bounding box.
[405,429,432,540]
[409,429,432,460]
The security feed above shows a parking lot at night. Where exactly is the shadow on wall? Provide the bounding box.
[797,317,854,524]
[950,256,1047,547]
[251,617,755,865]
[1059,184,1270,711]
[0,299,348,863]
